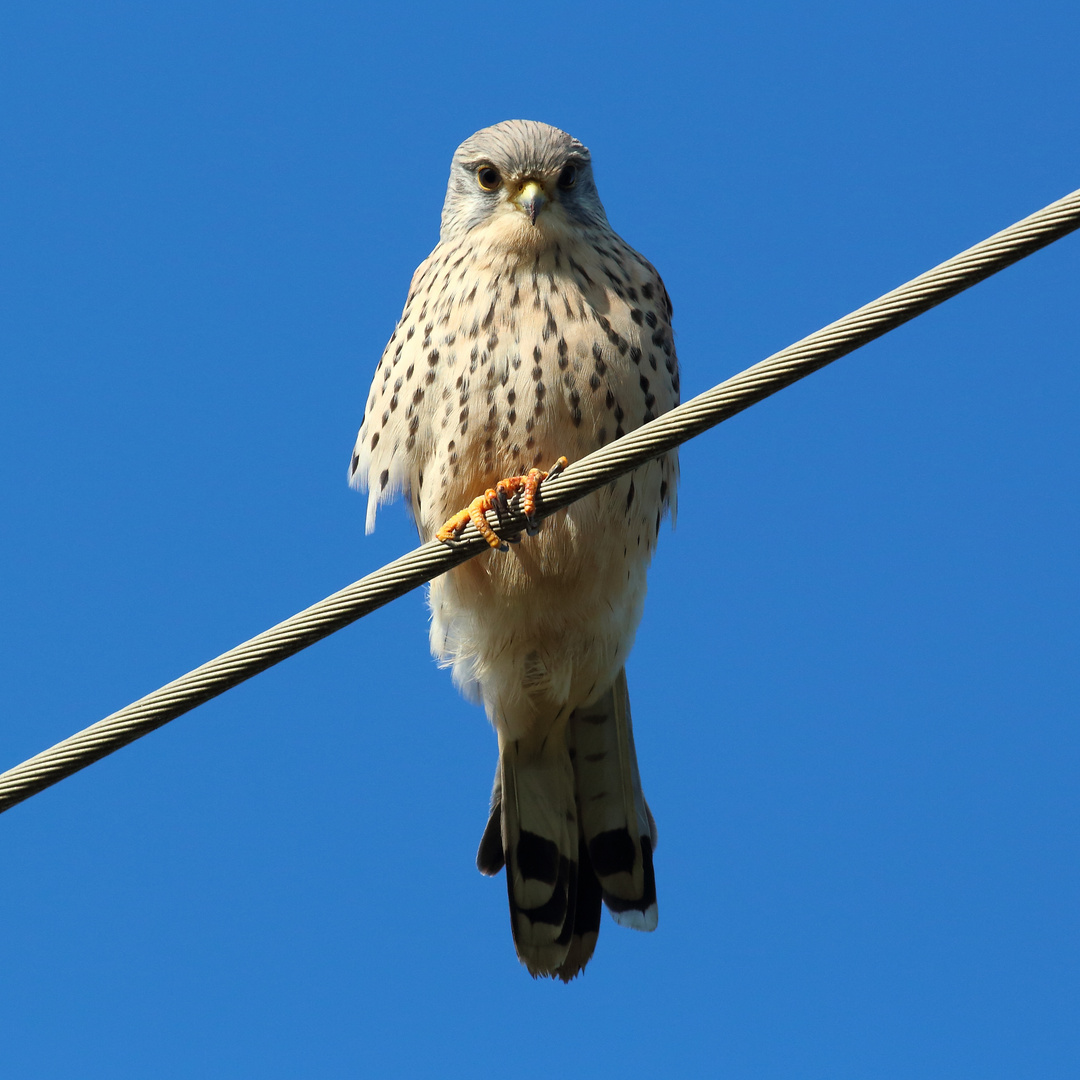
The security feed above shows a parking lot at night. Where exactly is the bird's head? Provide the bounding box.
[440,120,609,254]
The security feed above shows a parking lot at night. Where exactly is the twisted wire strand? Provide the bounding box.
[2,186,1078,815]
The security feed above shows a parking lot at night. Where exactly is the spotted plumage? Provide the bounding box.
[350,120,679,979]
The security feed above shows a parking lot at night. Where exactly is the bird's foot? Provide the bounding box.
[435,457,569,551]
[520,455,568,535]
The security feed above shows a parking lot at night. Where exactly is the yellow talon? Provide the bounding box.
[434,456,569,548]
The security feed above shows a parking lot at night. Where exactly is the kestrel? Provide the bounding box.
[349,120,679,980]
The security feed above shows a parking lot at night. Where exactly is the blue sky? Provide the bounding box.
[2,2,1078,1076]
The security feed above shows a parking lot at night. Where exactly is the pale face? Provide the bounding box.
[439,120,609,253]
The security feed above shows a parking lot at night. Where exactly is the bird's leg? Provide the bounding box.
[435,457,569,550]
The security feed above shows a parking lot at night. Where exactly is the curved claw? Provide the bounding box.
[434,456,570,550]
[522,456,568,533]
[493,483,523,545]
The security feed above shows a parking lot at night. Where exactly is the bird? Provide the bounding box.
[349,120,679,980]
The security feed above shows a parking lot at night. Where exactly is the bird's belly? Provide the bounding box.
[427,459,666,743]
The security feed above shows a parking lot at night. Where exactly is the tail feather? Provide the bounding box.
[475,667,657,978]
[499,742,577,976]
[476,773,602,982]
[553,829,603,982]
[569,668,658,931]
[476,776,504,876]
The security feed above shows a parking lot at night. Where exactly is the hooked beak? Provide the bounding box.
[514,180,547,226]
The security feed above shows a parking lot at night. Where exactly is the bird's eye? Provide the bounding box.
[557,164,577,190]
[476,165,502,192]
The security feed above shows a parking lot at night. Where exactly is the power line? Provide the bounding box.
[2,186,1078,815]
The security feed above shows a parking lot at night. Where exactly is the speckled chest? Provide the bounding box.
[363,229,679,513]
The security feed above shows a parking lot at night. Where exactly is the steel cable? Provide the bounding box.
[2,186,1078,814]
